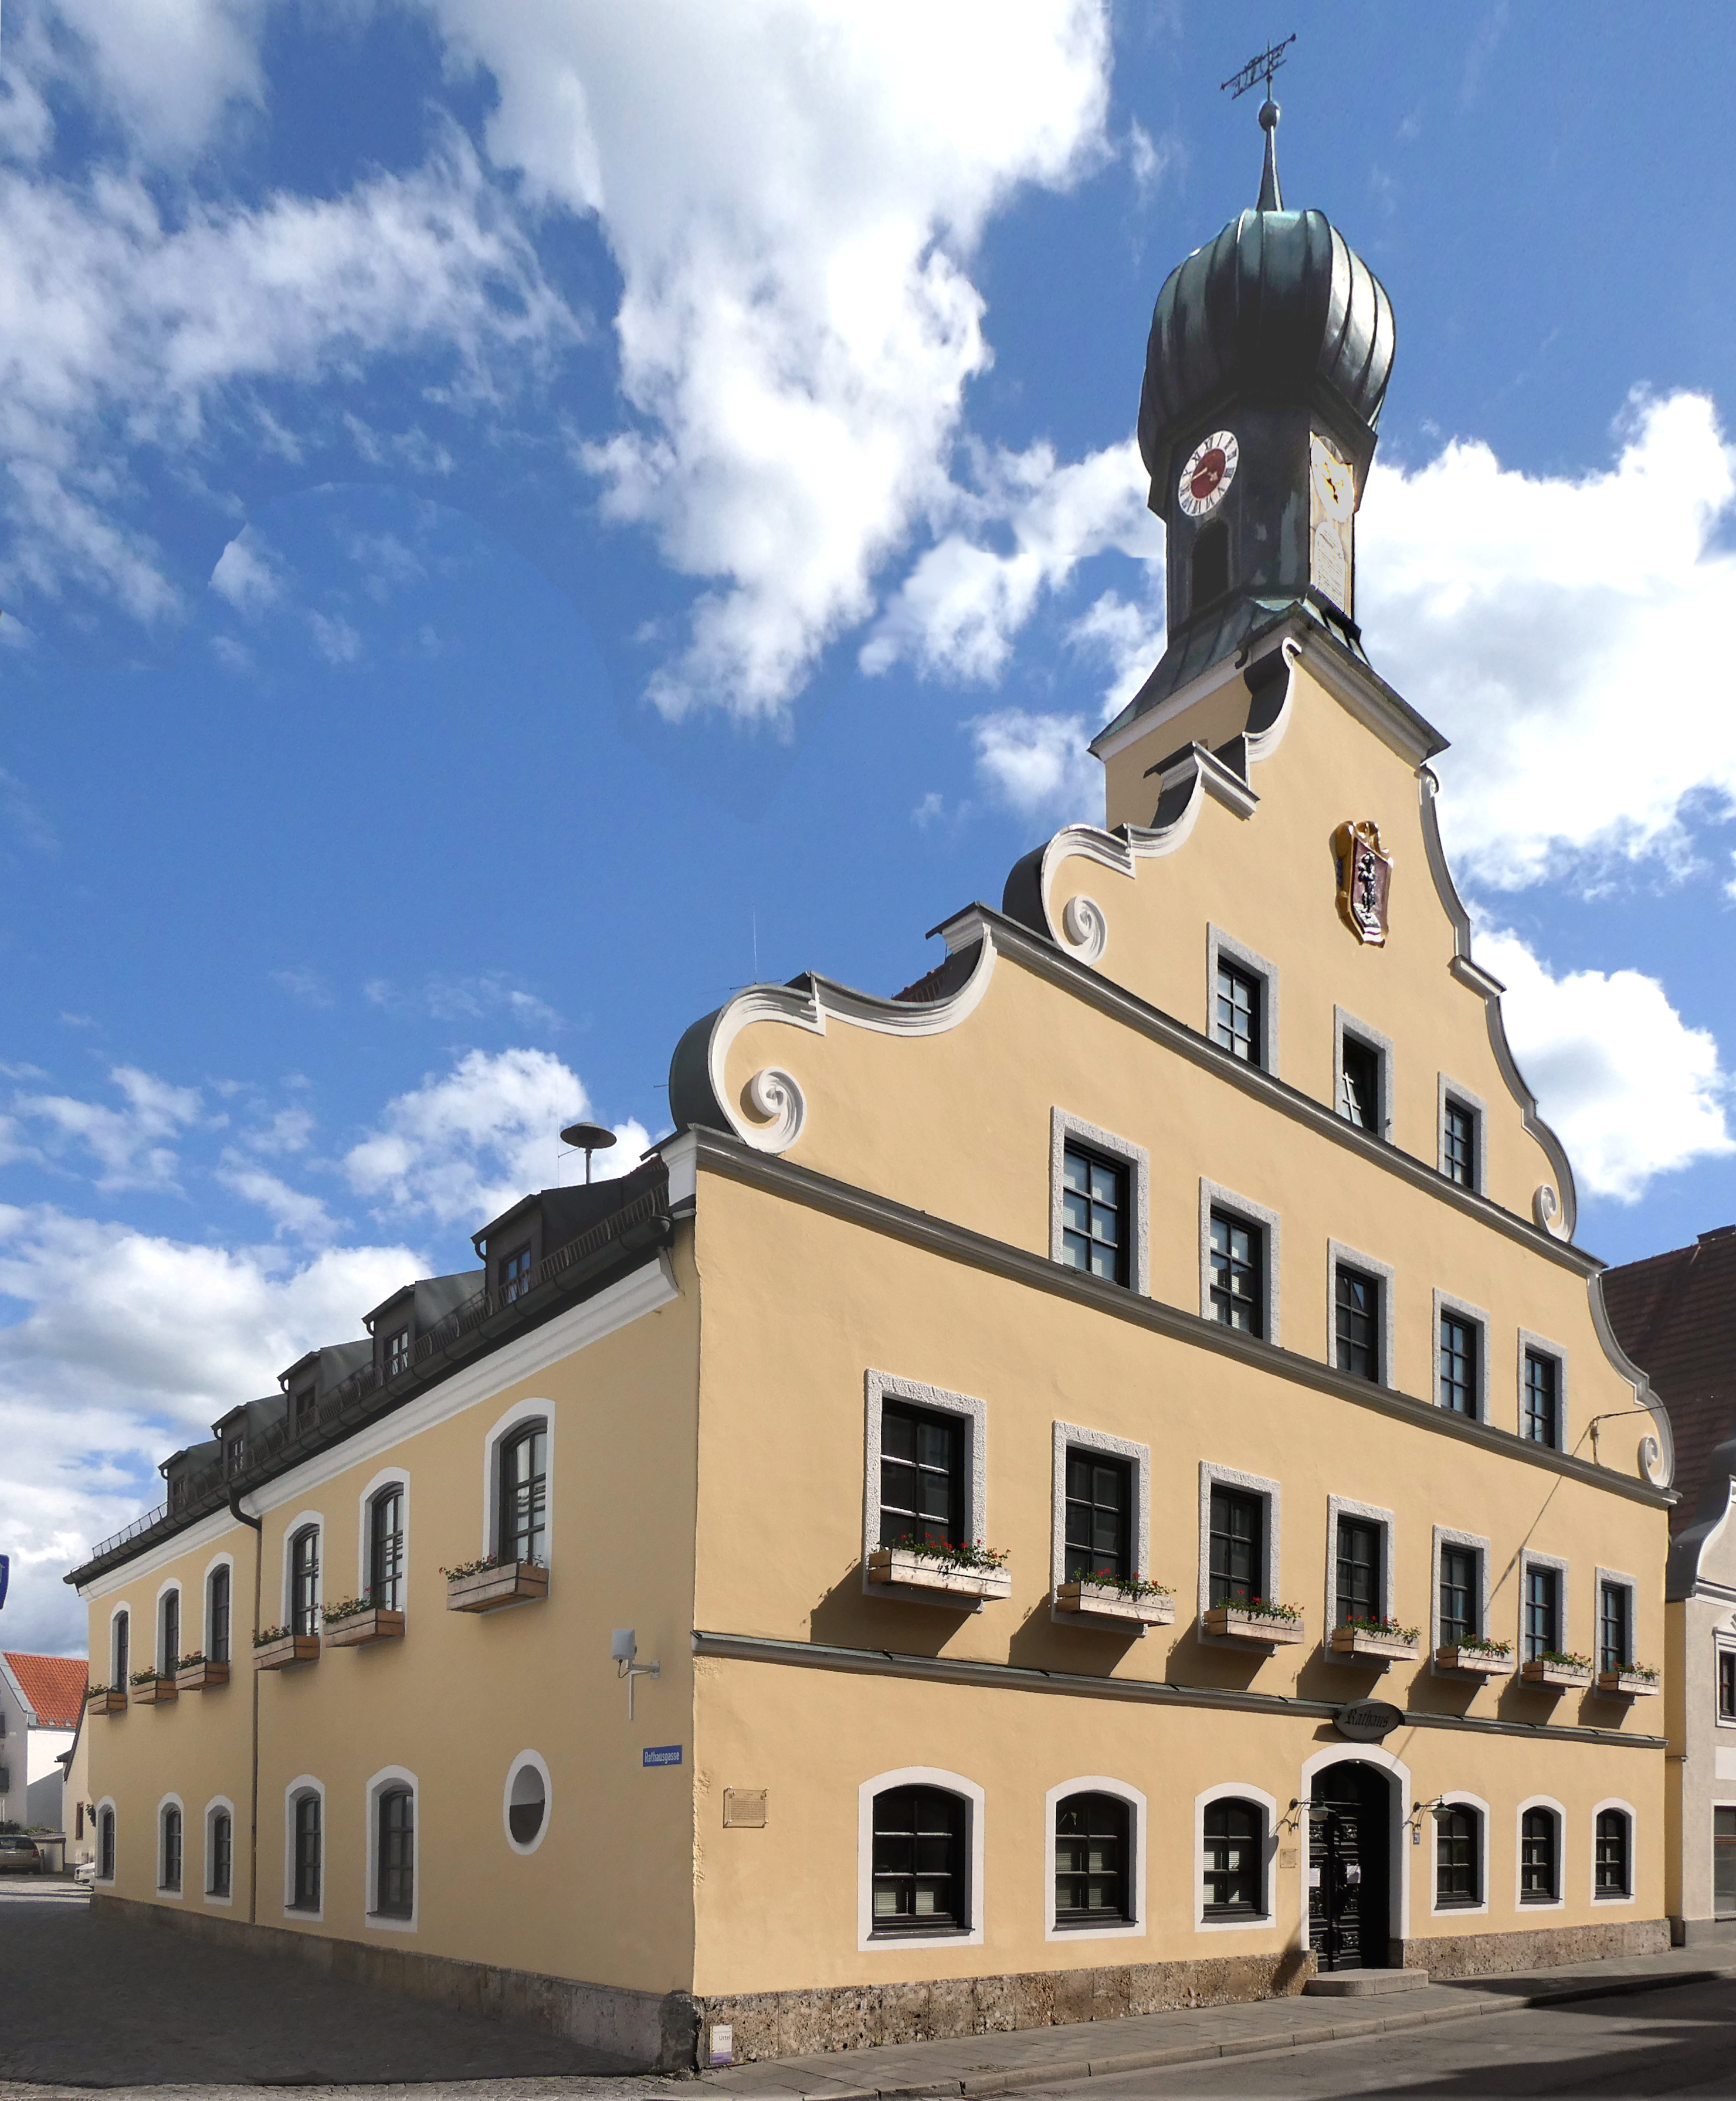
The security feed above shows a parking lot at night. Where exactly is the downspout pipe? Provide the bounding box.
[228,1488,263,1927]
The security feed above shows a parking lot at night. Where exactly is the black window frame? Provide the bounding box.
[209,1808,233,1899]
[374,1785,415,1920]
[111,1610,129,1689]
[1523,1349,1561,1447]
[1523,1564,1561,1662]
[159,1588,181,1676]
[1594,1808,1630,1899]
[1439,1543,1481,1648]
[289,1525,321,1638]
[870,1784,968,1935]
[1598,1580,1631,1674]
[496,1421,549,1566]
[1442,1097,1477,1189]
[1335,1514,1383,1626]
[290,1791,321,1912]
[1338,1033,1383,1133]
[1060,1141,1131,1288]
[293,1386,317,1435]
[1054,1790,1133,1927]
[1202,1797,1266,1917]
[507,1763,547,1845]
[226,1430,246,1475]
[368,1484,406,1611]
[879,1401,966,1552]
[1208,1484,1264,1610]
[1439,1309,1480,1417]
[1520,1806,1559,1903]
[1435,1804,1481,1908]
[1063,1448,1133,1583]
[1719,1649,1736,1722]
[1213,960,1262,1066]
[160,1803,182,1892]
[207,1564,230,1665]
[1334,1263,1382,1383]
[98,1805,115,1881]
[1209,1209,1264,1337]
[385,1326,412,1380]
[501,1243,534,1303]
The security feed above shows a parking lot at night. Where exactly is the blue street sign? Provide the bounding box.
[642,1743,683,1767]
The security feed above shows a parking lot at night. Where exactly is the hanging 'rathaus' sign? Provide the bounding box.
[1332,820,1392,946]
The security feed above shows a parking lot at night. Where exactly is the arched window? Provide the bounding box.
[497,1423,548,1566]
[290,1791,321,1911]
[160,1805,182,1892]
[375,1787,414,1919]
[290,1527,321,1637]
[1595,1808,1631,1899]
[871,1786,967,1933]
[1435,1805,1481,1907]
[1055,1791,1131,1926]
[368,1486,405,1610]
[1202,1797,1265,1917]
[1520,1807,1559,1903]
[208,1808,233,1898]
[206,1566,231,1665]
[1191,519,1229,610]
[111,1610,130,1689]
[158,1589,180,1677]
[507,1759,547,1848]
[98,1806,116,1881]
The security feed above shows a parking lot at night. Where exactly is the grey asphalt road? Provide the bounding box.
[1017,1976,1736,2100]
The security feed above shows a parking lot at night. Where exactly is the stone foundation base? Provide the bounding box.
[89,1894,697,2072]
[694,1949,1316,2066]
[1671,1915,1736,1948]
[1399,1918,1670,1977]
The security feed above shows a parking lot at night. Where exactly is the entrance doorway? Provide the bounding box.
[1308,1761,1392,1971]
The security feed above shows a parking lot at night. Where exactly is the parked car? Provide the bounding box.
[72,1859,96,1886]
[0,1835,40,1874]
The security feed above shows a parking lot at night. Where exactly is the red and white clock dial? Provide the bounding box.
[1178,430,1238,518]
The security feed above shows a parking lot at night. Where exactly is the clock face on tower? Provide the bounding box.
[1178,430,1238,517]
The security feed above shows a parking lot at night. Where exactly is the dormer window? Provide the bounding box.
[226,1431,246,1475]
[169,1475,188,1511]
[386,1328,412,1379]
[293,1387,317,1434]
[501,1244,533,1304]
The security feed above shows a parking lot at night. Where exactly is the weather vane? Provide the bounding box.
[1220,33,1295,103]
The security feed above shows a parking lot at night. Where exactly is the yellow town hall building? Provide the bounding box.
[70,107,1676,2072]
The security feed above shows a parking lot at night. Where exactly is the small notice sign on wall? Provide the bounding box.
[642,1744,683,1768]
[724,1788,768,1827]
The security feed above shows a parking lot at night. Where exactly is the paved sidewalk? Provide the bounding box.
[693,1943,1736,2100]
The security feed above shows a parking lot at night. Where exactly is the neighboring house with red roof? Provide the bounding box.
[0,1649,86,1831]
[1604,1227,1736,1944]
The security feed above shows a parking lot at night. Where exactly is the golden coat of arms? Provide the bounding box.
[1332,820,1393,946]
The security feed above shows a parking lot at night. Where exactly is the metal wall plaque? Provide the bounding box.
[723,1788,767,1827]
[1333,1699,1403,1742]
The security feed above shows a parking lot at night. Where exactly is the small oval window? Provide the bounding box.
[507,1759,547,1848]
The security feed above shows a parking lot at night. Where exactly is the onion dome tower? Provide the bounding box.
[1104,96,1395,729]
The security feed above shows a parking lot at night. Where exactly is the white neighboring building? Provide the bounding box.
[0,1651,86,1830]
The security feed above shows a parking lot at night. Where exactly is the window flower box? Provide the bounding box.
[1203,1604,1306,1645]
[128,1672,176,1705]
[1436,1642,1515,1677]
[174,1657,229,1692]
[253,1630,321,1671]
[1520,1653,1593,1690]
[85,1688,127,1716]
[866,1544,1012,1601]
[1328,1621,1420,1664]
[323,1606,405,1648]
[1595,1666,1660,1698]
[443,1560,548,1614]
[1055,1579,1175,1627]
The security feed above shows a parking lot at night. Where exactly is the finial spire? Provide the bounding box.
[1221,32,1295,212]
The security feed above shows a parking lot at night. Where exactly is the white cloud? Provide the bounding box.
[209,527,286,613]
[27,0,266,161]
[1479,926,1734,1203]
[215,1152,337,1242]
[425,0,1114,720]
[967,708,1098,824]
[1358,391,1736,890]
[308,610,362,664]
[6,1064,205,1190]
[343,1046,650,1226]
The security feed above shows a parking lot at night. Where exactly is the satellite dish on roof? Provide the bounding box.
[560,1121,617,1184]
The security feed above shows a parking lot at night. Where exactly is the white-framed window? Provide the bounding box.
[1045,1776,1147,1941]
[1199,1181,1281,1344]
[857,1766,985,1952]
[282,1512,324,1636]
[1324,1494,1396,1642]
[1432,1291,1489,1420]
[357,1469,410,1611]
[284,1775,326,1920]
[1207,925,1280,1074]
[1197,1462,1283,1624]
[155,1580,183,1678]
[365,1766,418,1932]
[504,1750,551,1855]
[1520,1550,1571,1663]
[1195,1781,1277,1930]
[1049,1108,1149,1294]
[1517,1796,1565,1910]
[1438,1077,1487,1192]
[1595,1567,1637,1676]
[1517,1330,1568,1451]
[480,1399,555,1569]
[157,1793,185,1897]
[1430,1791,1490,1917]
[1334,1007,1393,1139]
[1432,1526,1492,1658]
[204,1796,236,1905]
[203,1554,235,1666]
[863,1370,988,1587]
[1590,1798,1636,1905]
[108,1605,131,1691]
[1050,1423,1151,1600]
[95,1798,117,1885]
[1328,1240,1395,1387]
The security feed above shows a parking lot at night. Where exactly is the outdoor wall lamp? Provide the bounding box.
[612,1627,660,1719]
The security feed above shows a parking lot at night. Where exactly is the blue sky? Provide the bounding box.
[2,1,1733,1651]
